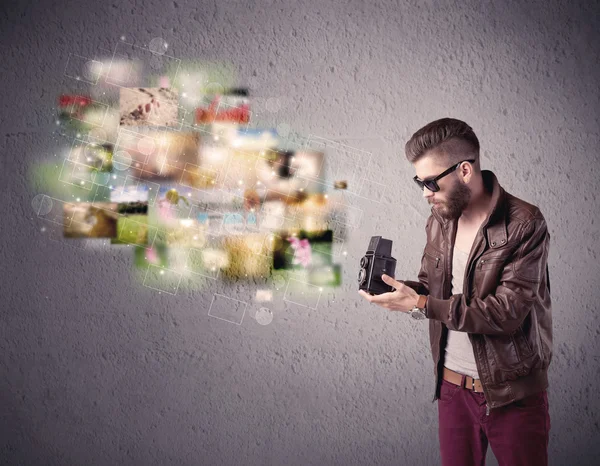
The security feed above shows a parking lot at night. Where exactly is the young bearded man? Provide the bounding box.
[358,118,552,466]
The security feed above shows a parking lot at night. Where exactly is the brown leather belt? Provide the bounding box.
[443,367,484,393]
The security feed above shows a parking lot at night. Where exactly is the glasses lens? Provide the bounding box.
[414,177,440,192]
[424,180,439,192]
[415,178,438,192]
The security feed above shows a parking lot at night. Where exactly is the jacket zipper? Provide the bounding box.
[475,253,499,416]
[478,257,504,269]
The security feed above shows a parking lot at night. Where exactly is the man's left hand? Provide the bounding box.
[358,274,419,313]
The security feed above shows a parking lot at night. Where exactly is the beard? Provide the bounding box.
[432,180,472,220]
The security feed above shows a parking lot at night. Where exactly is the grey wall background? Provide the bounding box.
[1,0,599,465]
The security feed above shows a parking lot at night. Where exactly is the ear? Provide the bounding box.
[458,161,474,183]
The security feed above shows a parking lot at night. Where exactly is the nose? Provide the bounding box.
[422,186,434,199]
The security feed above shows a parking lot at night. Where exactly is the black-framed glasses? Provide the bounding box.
[413,159,476,192]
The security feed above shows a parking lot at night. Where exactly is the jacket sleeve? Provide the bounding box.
[400,215,433,296]
[425,216,550,335]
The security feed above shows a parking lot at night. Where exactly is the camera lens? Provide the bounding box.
[358,268,366,284]
[360,256,368,267]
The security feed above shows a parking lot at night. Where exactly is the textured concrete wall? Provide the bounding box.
[1,0,599,465]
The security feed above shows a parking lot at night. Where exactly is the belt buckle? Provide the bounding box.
[469,377,476,391]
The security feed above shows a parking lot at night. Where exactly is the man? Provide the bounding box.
[358,118,552,466]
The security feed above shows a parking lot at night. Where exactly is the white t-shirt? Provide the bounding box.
[443,245,480,378]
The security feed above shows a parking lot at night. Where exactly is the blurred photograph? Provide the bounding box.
[114,130,200,182]
[254,148,325,195]
[109,183,150,203]
[153,184,196,224]
[87,58,143,102]
[63,202,118,238]
[195,88,250,125]
[222,233,273,279]
[119,88,179,127]
[133,242,168,269]
[165,218,207,248]
[161,60,237,124]
[57,94,110,132]
[111,201,150,245]
[272,229,333,271]
[69,141,114,173]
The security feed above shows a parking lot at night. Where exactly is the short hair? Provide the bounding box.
[405,118,481,173]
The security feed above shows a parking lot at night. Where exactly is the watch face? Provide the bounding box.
[410,309,426,320]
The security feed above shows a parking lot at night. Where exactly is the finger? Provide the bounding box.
[366,292,393,304]
[381,274,404,291]
[381,274,400,287]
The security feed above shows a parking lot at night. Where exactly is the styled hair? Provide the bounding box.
[405,118,481,173]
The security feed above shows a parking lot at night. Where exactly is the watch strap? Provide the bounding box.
[416,294,427,309]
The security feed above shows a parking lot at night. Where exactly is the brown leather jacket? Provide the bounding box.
[402,170,552,412]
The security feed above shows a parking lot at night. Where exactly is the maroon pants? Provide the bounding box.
[437,375,550,466]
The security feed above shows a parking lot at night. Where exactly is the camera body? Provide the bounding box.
[358,236,397,295]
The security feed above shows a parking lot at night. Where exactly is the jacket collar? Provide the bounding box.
[431,170,508,249]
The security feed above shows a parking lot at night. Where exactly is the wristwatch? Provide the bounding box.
[409,295,428,320]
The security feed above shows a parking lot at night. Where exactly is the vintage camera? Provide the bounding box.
[358,236,397,295]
